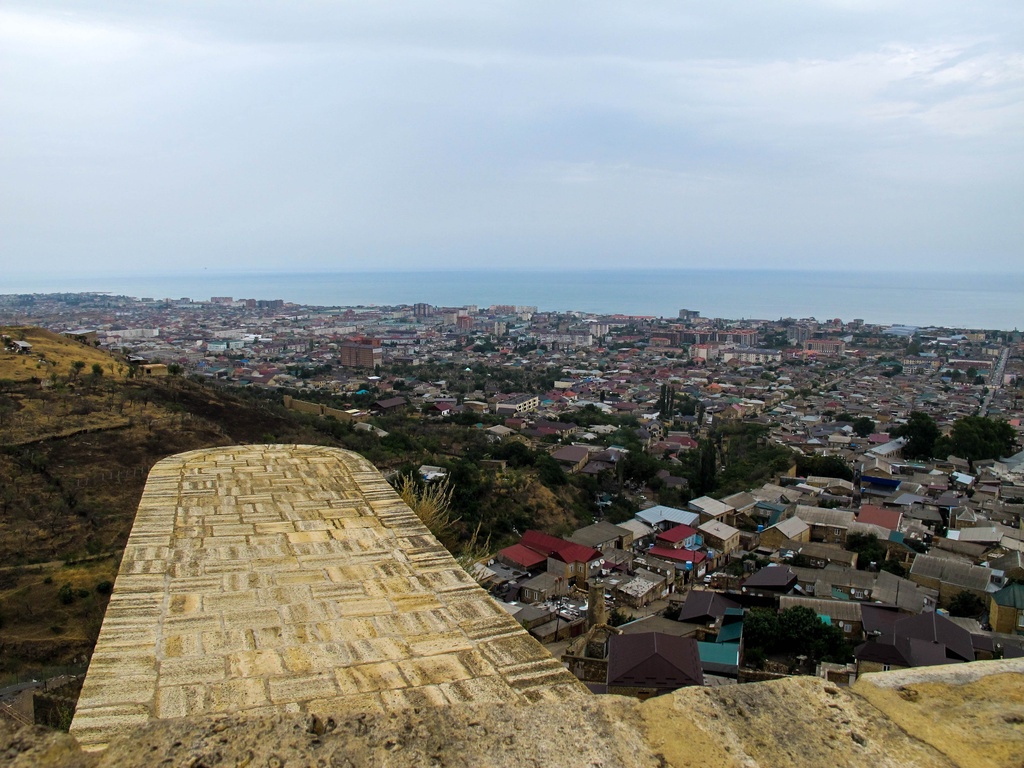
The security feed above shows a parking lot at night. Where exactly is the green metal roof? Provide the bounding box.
[697,641,740,666]
[992,583,1024,609]
[716,622,743,644]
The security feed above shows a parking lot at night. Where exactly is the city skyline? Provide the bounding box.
[3,1,1023,278]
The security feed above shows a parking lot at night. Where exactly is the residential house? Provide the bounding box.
[605,633,703,699]
[519,572,567,603]
[688,496,736,525]
[719,491,758,521]
[676,591,741,626]
[989,583,1024,635]
[615,569,666,607]
[778,596,864,641]
[569,521,634,553]
[519,530,603,588]
[485,424,516,441]
[792,542,858,570]
[697,520,742,557]
[371,396,408,413]
[790,506,856,544]
[426,401,453,417]
[646,546,708,580]
[635,505,701,532]
[856,505,904,532]
[759,517,811,550]
[854,611,975,675]
[741,565,798,600]
[908,554,997,607]
[495,543,547,573]
[989,552,1024,583]
[494,393,540,416]
[655,524,702,551]
[618,519,658,549]
[550,445,591,474]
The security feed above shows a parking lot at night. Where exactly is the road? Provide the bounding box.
[0,673,82,701]
[980,347,1009,417]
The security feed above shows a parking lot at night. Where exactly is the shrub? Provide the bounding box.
[394,474,456,545]
[57,584,74,605]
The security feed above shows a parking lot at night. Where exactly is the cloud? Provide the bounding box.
[1,1,1022,276]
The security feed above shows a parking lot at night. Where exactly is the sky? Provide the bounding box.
[2,1,1023,279]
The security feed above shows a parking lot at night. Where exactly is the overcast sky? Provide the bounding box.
[2,1,1023,277]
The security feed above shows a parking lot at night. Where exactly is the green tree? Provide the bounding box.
[778,606,851,663]
[535,454,566,487]
[892,411,940,459]
[695,439,717,495]
[852,416,875,438]
[948,590,985,618]
[844,533,887,570]
[778,605,823,648]
[621,450,662,486]
[795,454,853,482]
[880,559,907,577]
[741,608,779,652]
[944,416,1016,463]
[490,440,535,468]
[608,608,631,627]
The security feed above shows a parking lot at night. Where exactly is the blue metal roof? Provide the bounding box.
[697,641,739,666]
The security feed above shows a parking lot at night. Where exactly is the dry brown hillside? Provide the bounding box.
[1,326,126,384]
[0,330,352,676]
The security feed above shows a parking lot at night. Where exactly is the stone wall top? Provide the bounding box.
[70,445,585,751]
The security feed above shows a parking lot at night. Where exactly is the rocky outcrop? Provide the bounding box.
[5,658,1024,767]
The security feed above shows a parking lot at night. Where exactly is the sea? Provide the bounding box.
[4,269,1022,331]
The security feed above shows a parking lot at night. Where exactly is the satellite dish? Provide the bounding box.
[599,559,606,565]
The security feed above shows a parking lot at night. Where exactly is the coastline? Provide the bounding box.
[3,268,1022,330]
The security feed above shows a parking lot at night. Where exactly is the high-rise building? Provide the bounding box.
[339,338,383,368]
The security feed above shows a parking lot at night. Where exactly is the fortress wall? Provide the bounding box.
[60,443,1024,766]
[70,445,586,751]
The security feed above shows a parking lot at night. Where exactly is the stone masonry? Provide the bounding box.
[70,445,585,751]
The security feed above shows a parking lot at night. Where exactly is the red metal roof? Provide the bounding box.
[857,505,903,531]
[520,530,601,565]
[497,543,547,569]
[656,524,699,545]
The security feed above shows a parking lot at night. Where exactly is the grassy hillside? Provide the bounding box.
[1,326,126,384]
